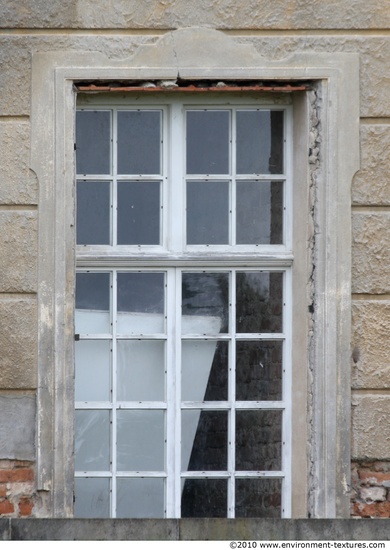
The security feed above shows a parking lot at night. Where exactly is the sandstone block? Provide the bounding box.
[353,126,390,205]
[0,394,36,460]
[0,38,30,116]
[0,211,37,293]
[352,301,390,389]
[0,298,37,389]
[352,395,390,460]
[0,120,37,205]
[352,213,390,294]
[3,0,390,30]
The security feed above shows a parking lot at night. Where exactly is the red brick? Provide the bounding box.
[0,469,34,483]
[18,497,34,517]
[0,486,7,498]
[359,471,390,484]
[354,500,390,518]
[0,499,14,515]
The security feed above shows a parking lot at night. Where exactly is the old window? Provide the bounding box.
[73,95,293,519]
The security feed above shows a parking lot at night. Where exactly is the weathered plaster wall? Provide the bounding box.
[0,0,389,519]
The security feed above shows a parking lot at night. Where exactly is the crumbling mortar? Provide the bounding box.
[306,83,322,517]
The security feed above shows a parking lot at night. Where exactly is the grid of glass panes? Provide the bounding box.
[74,99,292,518]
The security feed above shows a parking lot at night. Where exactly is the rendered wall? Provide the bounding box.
[0,0,388,519]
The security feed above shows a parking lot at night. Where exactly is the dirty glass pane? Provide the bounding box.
[236,410,282,471]
[75,272,110,334]
[236,110,284,174]
[236,341,283,401]
[182,410,228,471]
[77,181,110,245]
[182,272,229,334]
[75,340,111,402]
[75,410,110,471]
[117,110,161,175]
[236,181,283,244]
[186,181,229,244]
[236,478,282,518]
[117,478,165,518]
[236,272,283,333]
[181,478,227,517]
[186,110,230,174]
[182,341,228,401]
[76,110,111,175]
[74,478,110,518]
[117,181,160,245]
[117,272,165,335]
[117,410,165,471]
[117,340,165,401]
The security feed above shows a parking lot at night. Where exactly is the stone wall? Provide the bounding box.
[0,0,389,520]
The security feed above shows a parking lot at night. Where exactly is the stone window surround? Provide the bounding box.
[30,28,359,519]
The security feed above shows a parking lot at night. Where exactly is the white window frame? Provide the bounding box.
[31,28,359,518]
[74,98,293,518]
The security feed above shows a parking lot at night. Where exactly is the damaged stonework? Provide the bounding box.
[351,462,390,517]
[306,85,322,517]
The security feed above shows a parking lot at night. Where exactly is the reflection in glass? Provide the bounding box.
[76,110,111,175]
[77,181,110,245]
[117,478,165,518]
[181,478,227,517]
[236,341,282,401]
[182,272,229,334]
[117,340,165,401]
[117,182,160,245]
[182,410,227,472]
[75,410,110,471]
[186,181,229,244]
[117,410,165,471]
[75,340,111,402]
[236,110,284,174]
[75,272,110,334]
[236,478,281,518]
[186,110,230,174]
[236,272,283,333]
[117,272,165,334]
[236,181,283,244]
[182,341,228,401]
[117,110,161,175]
[236,410,282,471]
[74,478,110,518]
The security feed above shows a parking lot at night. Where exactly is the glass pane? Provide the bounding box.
[182,410,227,471]
[74,478,110,518]
[236,410,282,471]
[181,478,227,517]
[76,110,111,175]
[186,181,229,244]
[236,110,284,174]
[77,181,110,245]
[182,341,228,401]
[117,410,165,471]
[117,478,165,518]
[117,110,161,175]
[117,182,160,245]
[236,181,283,245]
[236,341,283,401]
[75,340,111,402]
[75,272,110,334]
[236,478,282,518]
[186,110,230,174]
[75,410,110,471]
[117,272,165,334]
[236,272,283,333]
[182,272,229,334]
[117,340,165,401]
